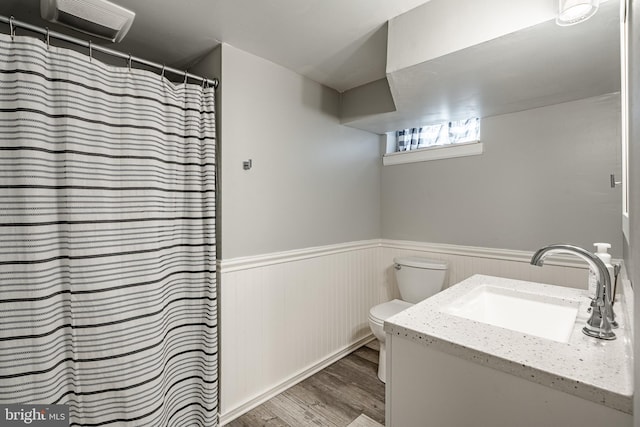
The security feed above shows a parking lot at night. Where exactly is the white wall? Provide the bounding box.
[381,94,623,256]
[213,43,382,259]
[626,0,640,424]
[382,241,589,294]
[218,242,384,423]
[387,0,556,73]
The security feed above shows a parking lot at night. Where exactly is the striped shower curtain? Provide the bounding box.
[0,32,217,426]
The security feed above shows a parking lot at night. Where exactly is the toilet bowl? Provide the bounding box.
[368,299,412,382]
[368,256,448,382]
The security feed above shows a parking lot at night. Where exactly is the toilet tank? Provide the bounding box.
[394,256,448,303]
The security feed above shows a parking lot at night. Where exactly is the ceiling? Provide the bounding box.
[343,0,621,134]
[0,0,621,135]
[0,0,431,92]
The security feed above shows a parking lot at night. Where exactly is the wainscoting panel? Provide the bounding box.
[382,240,590,293]
[218,239,595,424]
[218,241,383,423]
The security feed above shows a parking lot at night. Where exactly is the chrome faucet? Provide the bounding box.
[530,244,616,340]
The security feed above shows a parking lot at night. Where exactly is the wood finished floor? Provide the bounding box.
[226,343,385,427]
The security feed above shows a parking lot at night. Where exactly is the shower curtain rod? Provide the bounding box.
[0,14,219,89]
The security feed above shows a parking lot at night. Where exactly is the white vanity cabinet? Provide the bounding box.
[386,335,632,427]
[384,275,633,427]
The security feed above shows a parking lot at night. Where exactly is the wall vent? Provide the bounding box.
[41,0,135,43]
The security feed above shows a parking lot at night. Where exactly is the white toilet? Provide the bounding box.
[368,256,448,382]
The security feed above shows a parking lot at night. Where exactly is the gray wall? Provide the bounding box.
[381,94,623,256]
[199,44,381,259]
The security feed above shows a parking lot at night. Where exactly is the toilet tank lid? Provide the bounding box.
[394,256,448,270]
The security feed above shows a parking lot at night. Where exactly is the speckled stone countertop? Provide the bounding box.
[384,274,633,414]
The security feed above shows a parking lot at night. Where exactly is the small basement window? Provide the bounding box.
[383,118,483,166]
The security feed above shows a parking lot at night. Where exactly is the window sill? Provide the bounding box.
[382,141,483,166]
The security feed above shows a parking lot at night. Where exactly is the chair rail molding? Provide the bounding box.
[217,239,381,272]
[218,239,593,273]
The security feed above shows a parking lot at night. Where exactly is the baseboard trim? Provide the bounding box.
[219,334,375,426]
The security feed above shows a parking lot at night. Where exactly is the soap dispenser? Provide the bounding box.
[588,243,613,299]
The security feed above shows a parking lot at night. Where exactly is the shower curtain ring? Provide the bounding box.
[160,64,165,79]
[9,16,15,40]
[45,27,50,49]
[127,54,132,71]
[88,40,92,61]
[184,70,188,84]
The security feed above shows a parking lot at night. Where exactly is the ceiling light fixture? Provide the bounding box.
[557,0,600,26]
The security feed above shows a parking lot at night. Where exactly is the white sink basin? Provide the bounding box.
[442,285,579,343]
